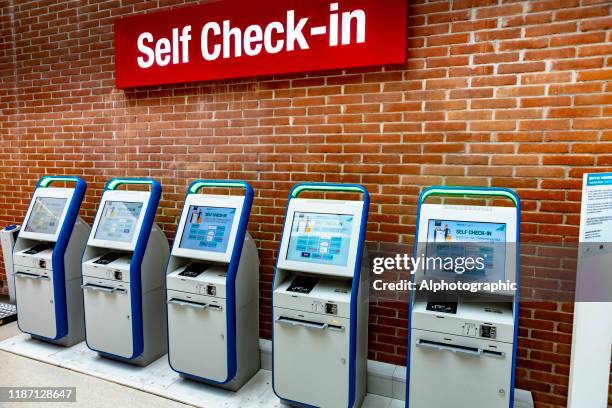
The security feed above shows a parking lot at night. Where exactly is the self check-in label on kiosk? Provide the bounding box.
[114,0,407,88]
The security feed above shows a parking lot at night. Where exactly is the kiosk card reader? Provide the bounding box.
[406,187,520,408]
[272,183,369,408]
[82,178,169,366]
[166,180,259,390]
[13,176,90,346]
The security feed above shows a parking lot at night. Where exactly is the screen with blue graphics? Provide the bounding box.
[425,219,506,278]
[179,206,236,253]
[426,220,506,244]
[286,212,354,267]
[24,197,67,235]
[94,201,143,243]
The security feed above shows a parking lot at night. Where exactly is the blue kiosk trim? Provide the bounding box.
[405,186,521,408]
[16,176,87,342]
[166,180,254,385]
[271,182,370,408]
[87,178,161,361]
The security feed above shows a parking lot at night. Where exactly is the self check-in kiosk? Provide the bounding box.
[12,176,89,346]
[166,180,259,390]
[272,183,369,408]
[406,187,520,408]
[81,178,169,366]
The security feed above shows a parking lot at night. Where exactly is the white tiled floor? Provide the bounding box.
[0,327,403,408]
[0,323,189,408]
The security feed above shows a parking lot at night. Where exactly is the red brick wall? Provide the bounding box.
[1,1,611,406]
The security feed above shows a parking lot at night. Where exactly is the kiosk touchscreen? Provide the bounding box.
[81,178,169,366]
[272,183,369,408]
[166,180,259,390]
[406,187,520,408]
[12,176,90,346]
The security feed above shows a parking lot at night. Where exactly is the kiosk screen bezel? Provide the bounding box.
[277,198,364,278]
[285,211,355,268]
[19,187,74,242]
[416,203,517,287]
[93,201,145,244]
[172,194,245,263]
[88,190,151,251]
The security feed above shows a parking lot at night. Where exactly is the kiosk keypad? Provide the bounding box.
[480,325,497,339]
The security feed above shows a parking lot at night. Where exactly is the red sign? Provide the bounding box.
[114,0,408,88]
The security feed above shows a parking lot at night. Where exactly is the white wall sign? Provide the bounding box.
[568,172,612,408]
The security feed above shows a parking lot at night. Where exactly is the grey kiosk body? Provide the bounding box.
[406,187,520,408]
[272,183,370,408]
[81,178,169,366]
[166,180,260,390]
[13,176,89,346]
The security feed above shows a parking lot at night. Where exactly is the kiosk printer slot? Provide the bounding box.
[13,176,89,346]
[81,178,169,366]
[406,187,520,408]
[166,180,259,390]
[272,183,369,408]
